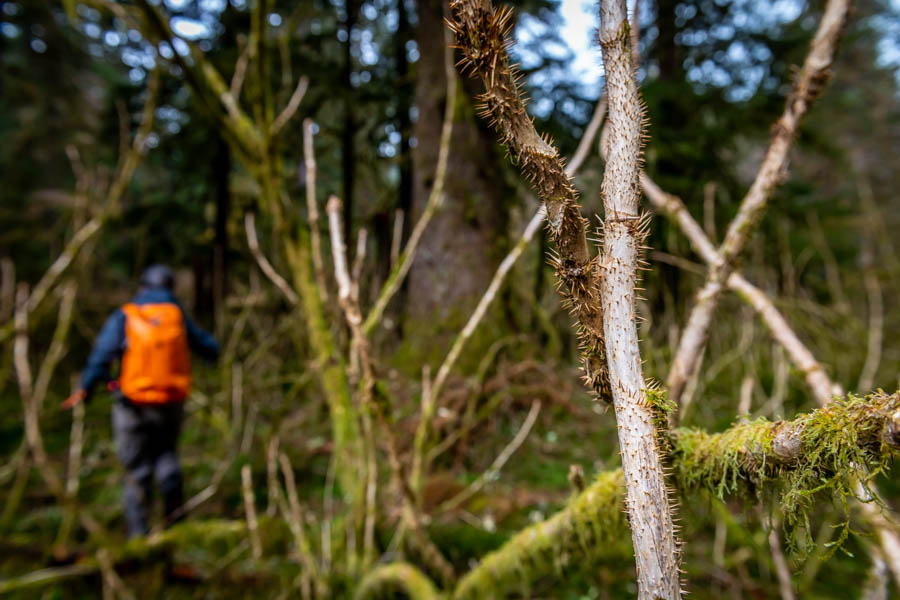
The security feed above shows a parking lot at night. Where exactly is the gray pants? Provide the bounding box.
[112,395,184,538]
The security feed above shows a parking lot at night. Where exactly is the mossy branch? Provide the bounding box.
[353,562,443,600]
[453,390,900,599]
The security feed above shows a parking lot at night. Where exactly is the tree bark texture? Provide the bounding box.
[407,0,510,347]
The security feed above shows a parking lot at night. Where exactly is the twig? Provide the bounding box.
[390,209,404,269]
[270,75,309,136]
[231,362,243,438]
[0,564,98,595]
[278,452,325,596]
[13,285,104,539]
[567,96,607,177]
[665,0,850,408]
[410,365,433,505]
[352,228,368,287]
[640,173,841,407]
[303,119,330,305]
[807,212,850,313]
[327,196,454,581]
[766,514,795,600]
[703,182,716,242]
[230,35,251,100]
[245,212,300,305]
[857,200,883,393]
[33,281,77,411]
[240,402,258,455]
[241,465,263,559]
[266,434,281,517]
[321,453,336,574]
[55,396,85,551]
[0,257,14,323]
[438,400,541,513]
[97,549,137,600]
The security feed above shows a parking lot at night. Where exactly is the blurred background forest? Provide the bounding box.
[1,0,900,598]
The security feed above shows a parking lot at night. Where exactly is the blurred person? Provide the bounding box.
[63,264,219,538]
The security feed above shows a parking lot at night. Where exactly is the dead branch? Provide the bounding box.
[244,212,300,305]
[666,0,850,407]
[640,173,840,407]
[327,197,455,584]
[278,452,326,596]
[241,465,263,559]
[438,400,540,514]
[270,75,309,136]
[303,119,330,305]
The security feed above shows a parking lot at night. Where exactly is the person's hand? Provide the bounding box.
[61,389,87,410]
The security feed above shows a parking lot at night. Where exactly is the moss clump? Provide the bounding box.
[670,391,900,550]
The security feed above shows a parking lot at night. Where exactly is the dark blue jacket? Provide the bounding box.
[79,287,220,399]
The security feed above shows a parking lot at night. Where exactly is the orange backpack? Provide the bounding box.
[119,303,191,404]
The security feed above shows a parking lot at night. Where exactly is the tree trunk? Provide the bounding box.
[342,0,358,248]
[212,134,231,330]
[406,0,510,351]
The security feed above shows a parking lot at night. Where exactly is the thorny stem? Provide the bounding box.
[598,0,681,596]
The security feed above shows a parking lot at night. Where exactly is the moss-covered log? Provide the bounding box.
[353,562,443,600]
[453,391,900,599]
[0,519,286,594]
[454,470,626,599]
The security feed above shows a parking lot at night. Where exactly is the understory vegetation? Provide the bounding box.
[1,0,900,598]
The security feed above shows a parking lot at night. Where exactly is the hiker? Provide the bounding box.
[63,264,219,538]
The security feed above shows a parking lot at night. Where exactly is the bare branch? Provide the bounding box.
[566,96,607,177]
[270,75,309,136]
[362,26,456,336]
[303,119,330,305]
[230,35,251,100]
[244,212,300,305]
[639,174,841,408]
[666,0,850,407]
[438,400,540,514]
[241,465,263,559]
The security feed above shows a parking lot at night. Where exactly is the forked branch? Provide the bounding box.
[666,0,851,407]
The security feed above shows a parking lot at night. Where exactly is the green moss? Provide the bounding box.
[353,562,443,600]
[453,470,627,600]
[670,391,900,552]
